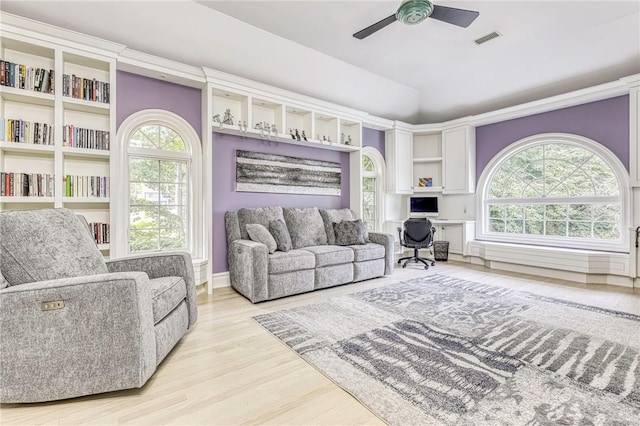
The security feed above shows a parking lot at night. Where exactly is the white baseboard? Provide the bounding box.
[207,272,231,294]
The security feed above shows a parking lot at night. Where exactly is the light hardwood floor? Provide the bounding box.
[1,262,639,425]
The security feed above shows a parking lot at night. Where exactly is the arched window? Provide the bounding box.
[115,110,202,257]
[362,147,386,232]
[477,133,628,252]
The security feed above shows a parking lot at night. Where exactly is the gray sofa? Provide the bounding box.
[0,208,197,403]
[225,206,394,303]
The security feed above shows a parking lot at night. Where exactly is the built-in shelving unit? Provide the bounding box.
[412,132,443,193]
[0,28,117,254]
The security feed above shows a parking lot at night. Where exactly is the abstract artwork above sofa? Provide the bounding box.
[224,206,394,303]
[235,150,341,196]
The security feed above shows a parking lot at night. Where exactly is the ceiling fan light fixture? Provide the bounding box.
[396,0,434,25]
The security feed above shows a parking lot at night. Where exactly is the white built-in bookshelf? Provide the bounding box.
[412,132,443,193]
[0,32,116,254]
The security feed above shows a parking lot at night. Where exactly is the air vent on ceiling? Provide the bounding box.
[475,31,501,45]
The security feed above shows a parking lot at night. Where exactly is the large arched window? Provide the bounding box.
[115,110,202,257]
[362,147,386,232]
[477,133,628,252]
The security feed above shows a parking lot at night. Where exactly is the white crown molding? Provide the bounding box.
[0,12,125,57]
[362,114,395,131]
[467,75,637,128]
[117,48,206,88]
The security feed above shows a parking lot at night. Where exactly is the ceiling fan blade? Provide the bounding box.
[430,5,479,28]
[353,14,397,39]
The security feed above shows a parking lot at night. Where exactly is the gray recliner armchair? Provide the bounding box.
[0,208,197,403]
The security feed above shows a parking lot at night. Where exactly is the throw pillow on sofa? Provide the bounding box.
[246,223,278,254]
[283,207,328,249]
[333,219,367,246]
[268,219,292,252]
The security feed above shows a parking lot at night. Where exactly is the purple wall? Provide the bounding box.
[213,133,350,273]
[116,71,202,138]
[476,95,630,181]
[362,127,385,158]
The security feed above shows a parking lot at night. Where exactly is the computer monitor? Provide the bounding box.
[409,196,438,217]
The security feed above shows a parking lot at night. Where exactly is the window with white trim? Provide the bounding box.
[128,125,190,252]
[362,155,378,231]
[362,147,386,232]
[116,110,202,258]
[478,134,628,252]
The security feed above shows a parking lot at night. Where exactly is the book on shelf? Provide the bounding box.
[63,124,110,150]
[63,174,109,198]
[2,118,54,145]
[87,222,110,244]
[0,172,54,197]
[0,60,54,94]
[62,74,109,104]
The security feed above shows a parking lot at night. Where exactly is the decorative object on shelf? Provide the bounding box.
[327,136,332,143]
[290,128,295,139]
[271,124,277,135]
[301,130,307,141]
[222,109,234,125]
[236,150,341,196]
[347,135,352,145]
[418,177,433,187]
[212,114,221,123]
[240,120,248,132]
[255,122,263,130]
[322,136,327,143]
[340,132,346,144]
[295,129,301,141]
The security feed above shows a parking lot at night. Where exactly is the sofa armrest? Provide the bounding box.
[229,239,269,303]
[0,272,156,403]
[106,251,197,328]
[369,232,395,275]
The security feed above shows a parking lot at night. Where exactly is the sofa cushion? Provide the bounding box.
[0,269,8,289]
[268,249,315,274]
[303,245,354,267]
[334,219,367,246]
[319,208,355,245]
[268,219,292,252]
[350,243,386,262]
[283,207,327,249]
[0,208,108,285]
[246,223,277,254]
[149,276,187,324]
[237,207,285,240]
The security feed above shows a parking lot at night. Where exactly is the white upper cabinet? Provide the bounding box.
[442,125,475,194]
[385,128,413,194]
[630,85,640,187]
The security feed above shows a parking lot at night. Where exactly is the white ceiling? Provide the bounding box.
[2,1,639,124]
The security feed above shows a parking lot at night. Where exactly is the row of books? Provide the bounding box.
[63,174,109,198]
[0,172,54,197]
[1,118,54,145]
[63,125,110,150]
[88,222,110,244]
[0,60,54,93]
[62,74,110,104]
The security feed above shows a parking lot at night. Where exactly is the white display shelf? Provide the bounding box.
[212,126,360,152]
[0,141,55,154]
[413,186,443,193]
[413,156,442,163]
[62,97,110,115]
[62,197,110,203]
[0,86,54,107]
[61,147,110,159]
[0,196,54,203]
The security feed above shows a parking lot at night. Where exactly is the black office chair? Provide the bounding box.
[397,218,436,269]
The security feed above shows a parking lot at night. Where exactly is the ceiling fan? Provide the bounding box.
[353,0,479,40]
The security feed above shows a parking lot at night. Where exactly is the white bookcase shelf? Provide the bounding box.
[0,30,116,255]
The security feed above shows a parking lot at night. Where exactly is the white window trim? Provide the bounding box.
[362,146,386,232]
[113,109,203,260]
[476,133,630,253]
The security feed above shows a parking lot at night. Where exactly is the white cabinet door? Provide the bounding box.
[385,129,413,194]
[433,224,462,254]
[630,86,640,186]
[442,126,475,194]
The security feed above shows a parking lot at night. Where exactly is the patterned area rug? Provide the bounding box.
[254,274,640,425]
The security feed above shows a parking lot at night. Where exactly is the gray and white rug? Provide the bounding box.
[254,274,640,425]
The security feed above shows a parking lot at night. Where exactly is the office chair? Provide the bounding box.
[397,217,436,270]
